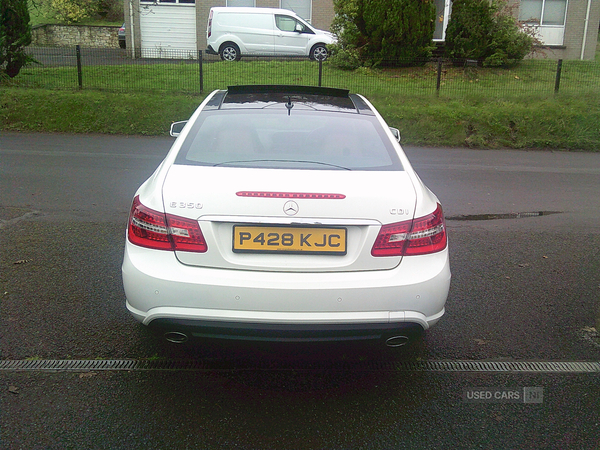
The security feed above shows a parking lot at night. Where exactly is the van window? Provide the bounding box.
[275,15,308,33]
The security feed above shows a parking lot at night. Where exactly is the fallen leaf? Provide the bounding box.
[8,386,19,394]
[79,372,97,379]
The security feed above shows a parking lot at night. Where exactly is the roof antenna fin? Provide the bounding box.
[285,96,294,116]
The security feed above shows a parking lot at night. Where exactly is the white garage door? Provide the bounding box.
[139,3,197,58]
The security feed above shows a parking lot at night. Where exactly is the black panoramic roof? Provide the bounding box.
[204,85,374,115]
[228,85,350,97]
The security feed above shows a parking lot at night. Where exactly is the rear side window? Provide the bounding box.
[175,110,403,171]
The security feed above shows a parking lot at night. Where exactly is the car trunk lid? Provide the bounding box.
[162,165,417,272]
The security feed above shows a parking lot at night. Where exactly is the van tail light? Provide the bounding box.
[128,196,207,253]
[371,203,447,257]
[207,10,213,37]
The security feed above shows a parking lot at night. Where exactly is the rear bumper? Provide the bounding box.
[206,45,218,55]
[123,242,451,340]
[146,317,428,342]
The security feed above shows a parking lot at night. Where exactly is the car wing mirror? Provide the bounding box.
[170,120,188,137]
[389,127,401,142]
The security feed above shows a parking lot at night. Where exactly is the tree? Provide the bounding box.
[444,0,494,61]
[445,0,534,66]
[330,0,436,68]
[0,0,34,78]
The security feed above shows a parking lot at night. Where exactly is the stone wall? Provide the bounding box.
[31,24,120,48]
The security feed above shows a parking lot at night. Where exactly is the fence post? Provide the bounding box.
[318,57,323,87]
[554,59,563,94]
[436,57,443,96]
[76,45,83,90]
[198,50,204,93]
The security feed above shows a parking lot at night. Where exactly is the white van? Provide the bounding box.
[206,7,336,61]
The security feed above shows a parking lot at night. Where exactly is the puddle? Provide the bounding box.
[0,208,42,229]
[446,211,562,221]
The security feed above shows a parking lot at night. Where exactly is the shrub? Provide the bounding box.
[359,0,436,64]
[50,0,96,23]
[445,0,534,66]
[330,0,436,68]
[484,5,534,66]
[0,0,34,78]
[444,0,494,61]
[328,46,362,70]
[96,0,123,22]
[329,0,362,69]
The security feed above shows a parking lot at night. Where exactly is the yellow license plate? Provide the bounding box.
[233,225,347,255]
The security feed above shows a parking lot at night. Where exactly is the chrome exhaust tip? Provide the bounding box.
[164,331,189,344]
[385,335,410,348]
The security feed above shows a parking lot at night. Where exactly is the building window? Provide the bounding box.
[281,0,312,22]
[519,0,567,46]
[519,0,567,26]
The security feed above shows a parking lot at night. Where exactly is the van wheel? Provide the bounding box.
[220,43,241,61]
[310,44,328,61]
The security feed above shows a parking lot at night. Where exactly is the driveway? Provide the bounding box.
[1,132,599,449]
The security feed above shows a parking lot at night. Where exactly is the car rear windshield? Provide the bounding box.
[175,109,403,171]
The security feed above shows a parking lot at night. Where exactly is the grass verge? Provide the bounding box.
[1,87,599,150]
[0,89,200,136]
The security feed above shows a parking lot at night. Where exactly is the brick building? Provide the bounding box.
[124,0,599,60]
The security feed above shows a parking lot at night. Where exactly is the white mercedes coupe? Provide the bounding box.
[122,85,450,347]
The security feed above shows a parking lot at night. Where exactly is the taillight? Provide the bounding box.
[371,203,447,257]
[207,11,212,38]
[128,196,207,253]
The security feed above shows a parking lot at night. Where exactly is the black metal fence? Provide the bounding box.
[10,45,600,98]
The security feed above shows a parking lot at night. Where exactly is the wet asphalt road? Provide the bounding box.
[1,132,600,449]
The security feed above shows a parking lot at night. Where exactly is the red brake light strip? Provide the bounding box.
[236,191,345,199]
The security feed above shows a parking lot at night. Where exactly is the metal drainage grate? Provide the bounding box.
[1,359,599,373]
